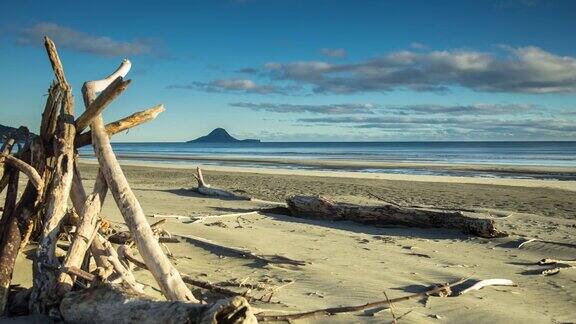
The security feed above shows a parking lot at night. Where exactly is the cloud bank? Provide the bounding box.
[320,48,347,58]
[230,102,376,114]
[167,79,289,94]
[17,23,153,57]
[260,46,576,94]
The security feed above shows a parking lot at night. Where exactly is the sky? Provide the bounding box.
[1,0,576,142]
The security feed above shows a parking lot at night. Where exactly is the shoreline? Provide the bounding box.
[78,153,576,180]
[79,159,576,192]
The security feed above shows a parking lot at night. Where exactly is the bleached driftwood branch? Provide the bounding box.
[74,104,165,148]
[75,77,131,133]
[456,279,516,295]
[287,195,506,238]
[193,167,250,200]
[0,154,44,192]
[56,171,107,294]
[86,61,197,302]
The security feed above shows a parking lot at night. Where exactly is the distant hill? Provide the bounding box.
[188,128,260,143]
[0,124,33,143]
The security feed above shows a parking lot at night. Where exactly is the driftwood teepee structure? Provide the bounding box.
[0,37,256,323]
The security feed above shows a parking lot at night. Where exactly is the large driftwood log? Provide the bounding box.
[86,61,196,302]
[287,196,506,238]
[0,170,19,315]
[194,167,250,200]
[31,36,77,314]
[59,284,256,324]
[74,104,165,148]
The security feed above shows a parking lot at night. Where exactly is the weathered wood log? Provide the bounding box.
[193,167,250,200]
[59,284,257,324]
[0,138,15,155]
[75,77,131,133]
[40,82,62,148]
[74,104,165,148]
[57,55,115,294]
[0,154,44,193]
[0,138,15,194]
[86,61,196,302]
[15,139,45,252]
[286,196,506,238]
[0,170,19,315]
[56,171,107,294]
[30,36,77,314]
[101,237,144,293]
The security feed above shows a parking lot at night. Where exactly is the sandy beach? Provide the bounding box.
[10,160,575,323]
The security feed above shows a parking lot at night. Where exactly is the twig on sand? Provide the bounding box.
[189,211,259,223]
[382,290,397,324]
[255,277,470,322]
[258,281,294,303]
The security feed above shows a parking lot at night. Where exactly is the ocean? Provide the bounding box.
[78,141,576,179]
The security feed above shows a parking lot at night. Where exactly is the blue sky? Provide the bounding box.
[1,0,575,141]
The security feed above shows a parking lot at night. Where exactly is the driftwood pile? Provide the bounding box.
[0,37,255,323]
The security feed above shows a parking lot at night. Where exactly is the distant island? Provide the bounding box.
[188,128,260,143]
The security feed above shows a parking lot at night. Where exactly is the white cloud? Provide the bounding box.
[17,23,153,57]
[262,46,576,94]
[320,48,347,58]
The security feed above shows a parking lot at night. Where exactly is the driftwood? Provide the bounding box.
[0,138,15,192]
[0,36,261,321]
[75,77,131,133]
[194,167,250,200]
[86,60,196,302]
[456,279,516,295]
[287,195,506,238]
[256,277,469,321]
[59,284,256,324]
[0,154,44,192]
[56,55,116,295]
[101,238,144,293]
[0,170,19,315]
[56,172,106,293]
[120,247,250,299]
[31,37,77,313]
[75,104,165,148]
